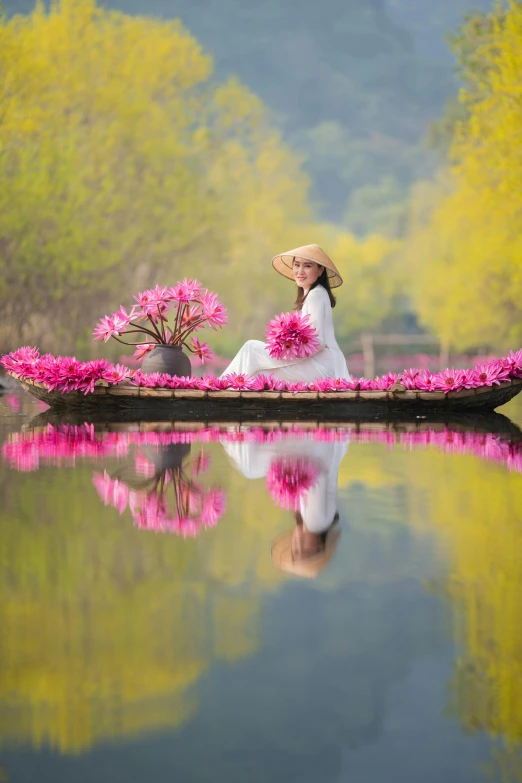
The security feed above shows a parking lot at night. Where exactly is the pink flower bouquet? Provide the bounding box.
[92,280,227,363]
[265,311,320,361]
[266,456,320,510]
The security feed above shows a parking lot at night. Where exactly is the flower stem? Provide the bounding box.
[176,317,208,344]
[156,305,166,342]
[146,314,164,342]
[126,322,161,341]
[112,336,152,347]
[172,302,187,346]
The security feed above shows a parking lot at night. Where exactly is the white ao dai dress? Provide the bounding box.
[221,438,348,534]
[220,285,350,382]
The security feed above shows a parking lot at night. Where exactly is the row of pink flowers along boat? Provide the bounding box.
[1,280,522,394]
[3,344,522,395]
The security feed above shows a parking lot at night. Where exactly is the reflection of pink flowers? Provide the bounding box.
[3,423,522,476]
[265,311,320,361]
[193,449,210,474]
[266,457,320,510]
[2,424,106,471]
[92,471,129,514]
[92,448,226,537]
[4,394,21,412]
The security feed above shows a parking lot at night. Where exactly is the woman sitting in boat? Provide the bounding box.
[219,244,351,383]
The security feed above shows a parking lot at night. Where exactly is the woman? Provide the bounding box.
[219,244,350,382]
[220,436,348,579]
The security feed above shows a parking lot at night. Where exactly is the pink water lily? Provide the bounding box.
[221,372,257,390]
[199,375,226,390]
[133,342,155,361]
[399,369,420,390]
[102,363,131,385]
[374,373,398,390]
[189,337,213,363]
[460,369,480,389]
[199,289,228,329]
[364,378,382,390]
[168,278,203,303]
[287,381,309,394]
[473,362,508,386]
[93,315,126,342]
[432,368,466,393]
[133,288,164,316]
[506,348,522,377]
[310,377,335,391]
[265,311,320,361]
[414,370,434,391]
[181,305,204,332]
[251,373,274,391]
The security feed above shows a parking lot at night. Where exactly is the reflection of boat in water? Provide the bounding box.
[18,375,522,417]
[20,407,522,442]
[5,411,522,494]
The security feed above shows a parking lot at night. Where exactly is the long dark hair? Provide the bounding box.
[293,265,336,311]
[294,510,340,548]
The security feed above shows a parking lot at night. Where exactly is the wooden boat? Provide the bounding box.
[18,376,522,419]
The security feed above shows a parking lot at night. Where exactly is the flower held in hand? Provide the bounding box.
[265,311,320,361]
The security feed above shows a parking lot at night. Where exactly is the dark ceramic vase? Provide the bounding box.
[142,443,191,472]
[141,345,191,377]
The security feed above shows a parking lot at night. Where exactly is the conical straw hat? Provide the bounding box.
[270,526,341,579]
[271,244,343,288]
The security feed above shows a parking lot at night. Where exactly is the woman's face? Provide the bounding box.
[291,525,324,559]
[292,257,323,290]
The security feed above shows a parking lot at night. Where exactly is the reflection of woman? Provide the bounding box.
[221,438,347,578]
[219,244,350,382]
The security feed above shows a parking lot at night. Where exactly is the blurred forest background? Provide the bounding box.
[2,0,521,363]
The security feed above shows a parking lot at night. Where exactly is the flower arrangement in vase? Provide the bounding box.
[93,280,227,376]
[93,443,226,537]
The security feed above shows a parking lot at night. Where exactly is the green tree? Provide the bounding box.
[0,0,310,355]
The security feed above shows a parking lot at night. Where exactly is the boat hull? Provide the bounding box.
[18,377,522,419]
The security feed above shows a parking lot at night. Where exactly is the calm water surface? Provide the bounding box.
[1,389,522,783]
